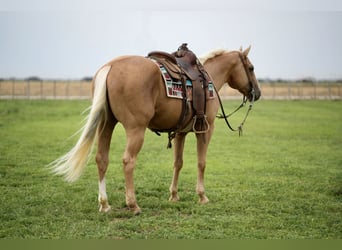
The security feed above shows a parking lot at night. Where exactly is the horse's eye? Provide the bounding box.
[249,65,254,71]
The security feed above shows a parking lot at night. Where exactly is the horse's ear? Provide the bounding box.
[239,46,243,51]
[243,45,251,56]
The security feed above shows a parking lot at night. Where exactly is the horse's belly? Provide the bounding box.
[148,101,192,131]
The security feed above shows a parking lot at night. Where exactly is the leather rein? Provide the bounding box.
[214,52,256,136]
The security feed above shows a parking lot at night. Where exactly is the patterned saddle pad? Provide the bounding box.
[151,59,215,100]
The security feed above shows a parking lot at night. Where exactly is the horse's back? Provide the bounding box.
[106,55,159,81]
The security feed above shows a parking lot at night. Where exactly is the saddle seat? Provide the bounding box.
[147,51,199,81]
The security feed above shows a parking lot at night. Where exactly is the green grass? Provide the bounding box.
[0,99,341,239]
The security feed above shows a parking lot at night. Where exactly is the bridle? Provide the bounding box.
[214,52,256,136]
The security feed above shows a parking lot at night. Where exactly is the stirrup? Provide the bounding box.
[192,115,210,134]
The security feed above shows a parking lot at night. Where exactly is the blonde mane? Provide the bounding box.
[198,48,228,64]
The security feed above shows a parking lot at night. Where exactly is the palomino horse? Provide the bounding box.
[51,46,261,214]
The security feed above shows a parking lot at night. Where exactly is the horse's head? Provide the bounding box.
[228,46,261,102]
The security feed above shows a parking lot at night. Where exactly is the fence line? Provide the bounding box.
[0,80,92,100]
[0,80,341,100]
[218,82,342,100]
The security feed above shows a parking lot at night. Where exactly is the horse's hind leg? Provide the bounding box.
[96,113,116,212]
[169,133,186,202]
[122,126,146,214]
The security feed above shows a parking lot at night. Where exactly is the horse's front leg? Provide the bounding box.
[169,132,187,202]
[195,126,214,204]
[122,126,146,214]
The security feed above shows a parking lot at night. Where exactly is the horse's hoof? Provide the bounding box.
[99,204,111,213]
[126,204,141,215]
[169,195,180,202]
[199,196,209,204]
[132,206,141,215]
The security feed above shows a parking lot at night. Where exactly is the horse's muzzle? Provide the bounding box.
[248,88,261,102]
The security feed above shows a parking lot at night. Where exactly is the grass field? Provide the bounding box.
[0,99,341,239]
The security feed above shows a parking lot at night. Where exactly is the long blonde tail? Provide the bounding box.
[49,65,111,182]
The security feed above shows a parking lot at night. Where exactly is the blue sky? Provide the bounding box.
[1,0,342,80]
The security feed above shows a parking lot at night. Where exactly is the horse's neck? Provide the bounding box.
[204,52,237,91]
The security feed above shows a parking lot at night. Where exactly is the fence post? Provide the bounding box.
[79,81,82,98]
[272,83,276,99]
[11,79,15,99]
[27,80,30,99]
[66,80,70,99]
[40,80,43,99]
[287,82,291,100]
[328,83,331,100]
[53,80,56,99]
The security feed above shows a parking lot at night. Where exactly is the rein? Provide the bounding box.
[214,52,256,136]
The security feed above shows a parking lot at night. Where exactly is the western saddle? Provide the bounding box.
[148,43,212,147]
